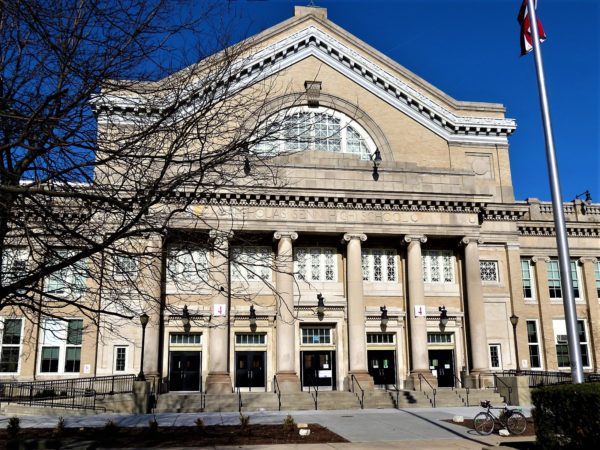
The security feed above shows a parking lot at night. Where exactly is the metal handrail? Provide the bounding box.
[418,373,436,408]
[452,374,469,406]
[493,373,514,405]
[350,374,364,409]
[273,375,282,411]
[390,384,401,409]
[307,375,319,410]
[236,386,243,412]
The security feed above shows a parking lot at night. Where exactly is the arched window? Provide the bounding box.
[255,107,376,160]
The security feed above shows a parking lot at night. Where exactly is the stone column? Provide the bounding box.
[140,237,162,378]
[343,233,374,390]
[461,237,489,387]
[205,230,233,394]
[273,231,300,392]
[404,235,434,387]
[580,257,600,369]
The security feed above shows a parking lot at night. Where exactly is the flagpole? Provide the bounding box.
[526,0,584,383]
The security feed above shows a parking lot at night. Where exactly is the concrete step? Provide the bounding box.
[2,404,102,416]
[362,390,396,409]
[315,391,361,410]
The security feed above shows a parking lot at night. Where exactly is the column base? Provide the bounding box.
[409,370,438,390]
[274,372,301,393]
[205,372,232,395]
[348,371,374,391]
[467,369,494,389]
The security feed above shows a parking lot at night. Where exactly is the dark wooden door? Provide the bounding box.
[169,351,201,391]
[367,350,396,387]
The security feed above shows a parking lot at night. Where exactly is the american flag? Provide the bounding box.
[517,0,547,56]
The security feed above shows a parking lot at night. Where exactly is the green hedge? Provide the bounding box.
[532,383,600,449]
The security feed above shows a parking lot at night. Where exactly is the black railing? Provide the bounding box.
[0,374,135,411]
[452,374,469,406]
[307,376,319,410]
[493,373,514,405]
[273,375,281,411]
[349,374,364,409]
[236,386,243,412]
[390,384,401,409]
[501,369,572,388]
[418,373,436,408]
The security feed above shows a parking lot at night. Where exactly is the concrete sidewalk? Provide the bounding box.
[0,406,535,450]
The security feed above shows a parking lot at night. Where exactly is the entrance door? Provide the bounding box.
[367,350,396,387]
[235,351,266,390]
[428,349,455,388]
[169,351,201,391]
[301,351,336,390]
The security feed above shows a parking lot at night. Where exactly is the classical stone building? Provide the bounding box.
[2,6,599,395]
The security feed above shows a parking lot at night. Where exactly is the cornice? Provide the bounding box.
[95,26,516,145]
[518,224,600,238]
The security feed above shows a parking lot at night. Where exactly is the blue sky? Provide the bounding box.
[224,0,599,202]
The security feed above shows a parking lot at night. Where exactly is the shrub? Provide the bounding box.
[239,413,250,433]
[7,416,20,438]
[283,414,296,432]
[54,416,66,436]
[103,419,119,433]
[532,383,600,449]
[148,418,159,433]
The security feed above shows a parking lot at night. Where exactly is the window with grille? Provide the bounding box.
[46,250,87,296]
[0,318,22,373]
[427,332,453,344]
[526,320,542,369]
[547,259,581,299]
[554,319,589,368]
[166,248,208,284]
[362,249,397,282]
[295,248,337,282]
[255,108,376,160]
[170,333,201,345]
[480,260,499,282]
[367,333,395,344]
[235,333,266,345]
[232,247,272,282]
[422,251,454,283]
[1,248,29,285]
[113,255,138,282]
[39,319,83,374]
[301,328,331,344]
[114,346,127,372]
[489,344,502,369]
[521,259,536,300]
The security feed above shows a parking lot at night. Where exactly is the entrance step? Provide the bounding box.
[410,388,506,408]
[362,390,397,409]
[313,391,362,410]
[155,393,205,413]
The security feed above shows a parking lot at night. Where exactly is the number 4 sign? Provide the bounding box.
[414,305,426,317]
[213,304,227,317]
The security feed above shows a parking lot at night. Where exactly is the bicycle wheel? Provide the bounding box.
[473,412,494,435]
[506,411,527,435]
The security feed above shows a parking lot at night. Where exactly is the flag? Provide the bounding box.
[517,0,547,56]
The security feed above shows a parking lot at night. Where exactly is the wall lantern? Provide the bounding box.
[316,293,325,320]
[372,148,382,181]
[249,305,257,328]
[137,312,149,381]
[182,304,191,333]
[439,306,448,327]
[380,305,389,327]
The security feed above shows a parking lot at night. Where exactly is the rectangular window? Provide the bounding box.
[301,328,331,344]
[46,250,87,295]
[422,251,454,283]
[114,347,127,372]
[235,333,266,345]
[521,259,535,300]
[554,319,590,368]
[480,260,499,282]
[0,318,22,373]
[1,248,29,284]
[113,255,138,282]
[367,333,395,344]
[166,248,208,284]
[526,320,542,369]
[295,248,337,282]
[427,332,453,344]
[40,318,83,374]
[231,247,272,282]
[362,249,397,282]
[489,344,502,370]
[547,259,581,300]
[595,260,600,299]
[169,333,202,345]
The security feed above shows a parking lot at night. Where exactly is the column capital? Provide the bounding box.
[343,233,367,243]
[460,236,483,246]
[403,235,427,244]
[531,255,550,264]
[209,230,233,249]
[579,256,598,264]
[273,231,298,241]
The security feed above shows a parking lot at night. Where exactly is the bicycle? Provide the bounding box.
[473,400,527,435]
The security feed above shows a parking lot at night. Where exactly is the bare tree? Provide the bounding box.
[0,0,299,330]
